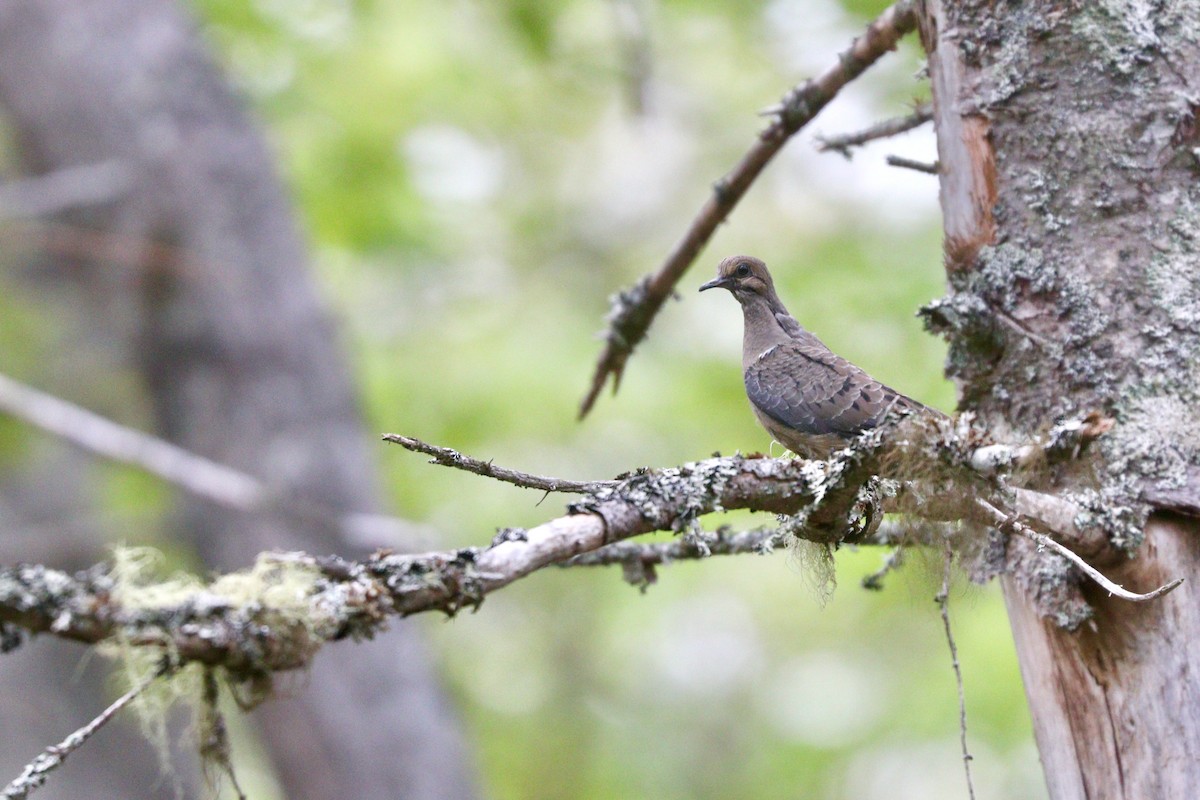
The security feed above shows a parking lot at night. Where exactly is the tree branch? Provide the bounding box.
[974,499,1184,602]
[0,372,428,547]
[577,0,918,418]
[885,154,939,174]
[382,434,614,493]
[0,412,1159,680]
[815,101,932,158]
[0,450,865,673]
[563,519,918,590]
[0,160,133,221]
[2,660,170,800]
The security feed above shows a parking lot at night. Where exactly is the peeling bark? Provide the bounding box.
[920,0,1200,796]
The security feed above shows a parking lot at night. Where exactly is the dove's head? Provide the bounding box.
[699,255,778,302]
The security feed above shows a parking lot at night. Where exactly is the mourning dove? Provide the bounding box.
[700,255,936,459]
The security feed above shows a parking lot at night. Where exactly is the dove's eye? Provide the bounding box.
[735,263,752,278]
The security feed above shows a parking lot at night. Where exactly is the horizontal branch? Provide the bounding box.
[564,518,917,570]
[966,412,1114,475]
[563,526,780,568]
[886,154,939,174]
[0,159,133,221]
[0,415,1133,673]
[816,101,932,158]
[0,452,859,674]
[578,0,918,417]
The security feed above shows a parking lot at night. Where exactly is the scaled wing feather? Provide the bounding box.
[744,342,913,437]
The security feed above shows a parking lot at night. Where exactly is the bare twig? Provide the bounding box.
[0,160,133,220]
[0,372,428,547]
[975,499,1184,602]
[816,101,932,158]
[383,434,615,493]
[885,154,940,174]
[2,661,170,799]
[861,546,905,590]
[578,0,918,417]
[936,541,976,800]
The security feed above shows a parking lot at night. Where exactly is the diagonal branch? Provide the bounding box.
[2,660,171,799]
[383,434,614,493]
[974,499,1183,602]
[578,0,918,418]
[0,372,428,547]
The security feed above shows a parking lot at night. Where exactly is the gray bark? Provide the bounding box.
[0,1,477,797]
[919,1,1200,797]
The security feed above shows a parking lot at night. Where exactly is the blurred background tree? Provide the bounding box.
[0,0,1045,798]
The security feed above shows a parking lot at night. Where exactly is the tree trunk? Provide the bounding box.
[0,1,477,797]
[919,1,1200,797]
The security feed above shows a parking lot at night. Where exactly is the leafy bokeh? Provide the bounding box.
[190,0,1041,796]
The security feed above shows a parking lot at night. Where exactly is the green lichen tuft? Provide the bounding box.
[101,547,324,786]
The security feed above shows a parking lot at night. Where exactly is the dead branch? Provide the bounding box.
[565,517,915,570]
[0,408,1168,686]
[966,412,1114,476]
[816,101,932,158]
[0,372,429,548]
[564,519,919,590]
[861,546,906,590]
[974,499,1184,602]
[0,450,867,673]
[885,154,939,173]
[0,160,133,220]
[1,411,1137,678]
[935,541,976,800]
[2,660,170,799]
[383,434,614,493]
[578,0,918,418]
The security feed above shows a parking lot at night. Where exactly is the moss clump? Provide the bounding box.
[102,547,324,789]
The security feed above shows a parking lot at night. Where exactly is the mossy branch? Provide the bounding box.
[0,445,891,676]
[1,411,1162,681]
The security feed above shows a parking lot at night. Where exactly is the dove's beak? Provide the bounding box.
[699,276,731,292]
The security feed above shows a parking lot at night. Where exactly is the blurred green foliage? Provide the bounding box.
[5,0,1046,796]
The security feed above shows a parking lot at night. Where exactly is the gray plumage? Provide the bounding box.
[700,255,930,459]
